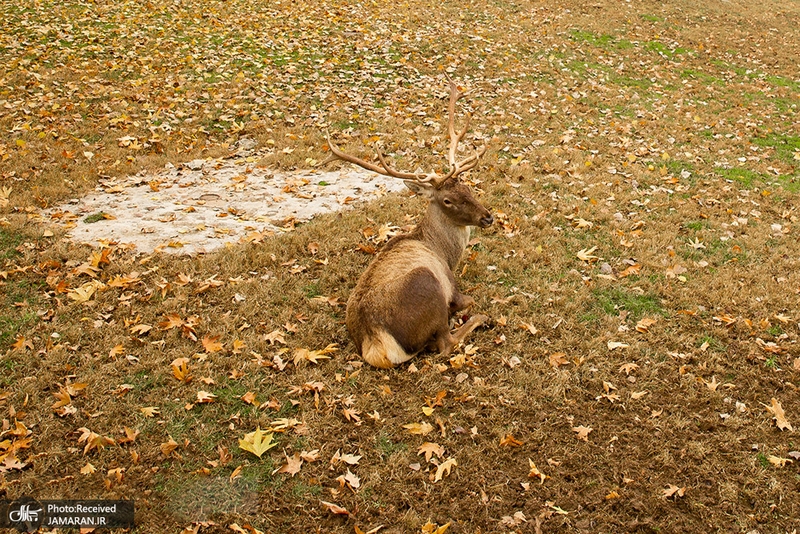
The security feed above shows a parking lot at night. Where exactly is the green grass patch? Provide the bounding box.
[594,288,664,321]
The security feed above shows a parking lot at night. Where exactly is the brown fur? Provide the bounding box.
[346,178,493,367]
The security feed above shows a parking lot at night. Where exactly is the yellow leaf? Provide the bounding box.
[239,428,278,458]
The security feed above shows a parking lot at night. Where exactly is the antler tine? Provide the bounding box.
[439,74,487,181]
[444,73,470,170]
[326,131,427,181]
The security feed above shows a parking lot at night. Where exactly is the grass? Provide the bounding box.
[2,0,800,532]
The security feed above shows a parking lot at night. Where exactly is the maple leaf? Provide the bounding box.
[81,463,96,475]
[118,427,140,444]
[433,457,457,482]
[619,363,639,375]
[663,484,686,499]
[201,335,224,353]
[241,391,257,405]
[576,246,599,262]
[519,322,539,335]
[239,428,278,459]
[160,437,180,457]
[140,406,160,418]
[549,352,569,368]
[196,391,216,404]
[528,459,547,484]
[572,426,593,442]
[264,329,286,345]
[77,427,116,455]
[300,450,320,462]
[767,455,793,468]
[331,450,362,467]
[293,343,338,365]
[421,522,451,534]
[320,500,350,516]
[274,452,303,476]
[499,434,524,447]
[11,336,34,351]
[418,442,445,462]
[404,422,435,435]
[635,318,657,333]
[763,398,793,431]
[171,357,191,382]
[159,313,184,330]
[130,324,153,336]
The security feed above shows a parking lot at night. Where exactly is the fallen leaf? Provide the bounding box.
[763,398,793,431]
[404,422,435,435]
[572,426,593,441]
[239,428,278,458]
[433,457,457,482]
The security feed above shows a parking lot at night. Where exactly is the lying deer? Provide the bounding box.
[327,76,493,368]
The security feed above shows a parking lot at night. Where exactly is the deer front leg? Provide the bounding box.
[449,292,475,314]
[435,314,488,358]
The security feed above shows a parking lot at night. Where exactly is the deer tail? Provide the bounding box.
[362,329,412,369]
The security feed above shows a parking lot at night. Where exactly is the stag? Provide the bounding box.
[327,76,493,368]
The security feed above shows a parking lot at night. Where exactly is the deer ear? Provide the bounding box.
[404,180,435,198]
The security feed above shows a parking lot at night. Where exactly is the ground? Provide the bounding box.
[1,0,799,533]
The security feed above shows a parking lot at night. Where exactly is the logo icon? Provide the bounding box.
[6,497,44,533]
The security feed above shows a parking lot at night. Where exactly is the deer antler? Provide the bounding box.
[325,75,486,188]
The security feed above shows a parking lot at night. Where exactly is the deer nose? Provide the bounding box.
[479,214,494,228]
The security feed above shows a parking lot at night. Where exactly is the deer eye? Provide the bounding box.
[443,199,453,206]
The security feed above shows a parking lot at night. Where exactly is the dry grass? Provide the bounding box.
[2,0,800,532]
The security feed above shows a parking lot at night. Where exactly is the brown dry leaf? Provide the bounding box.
[320,500,351,516]
[619,363,639,375]
[274,452,303,477]
[11,336,34,351]
[549,352,569,368]
[300,450,320,462]
[293,343,338,365]
[80,463,96,475]
[160,437,179,457]
[572,426,593,442]
[109,344,125,358]
[264,329,286,345]
[499,434,524,447]
[421,522,451,534]
[159,313,184,330]
[607,341,629,350]
[767,455,793,468]
[404,422,435,436]
[196,391,216,404]
[140,406,160,418]
[433,457,457,482]
[519,322,539,335]
[764,398,793,431]
[576,246,599,262]
[418,442,445,462]
[528,459,547,484]
[663,485,686,499]
[241,391,257,405]
[619,264,642,278]
[201,335,224,353]
[118,427,140,444]
[635,318,657,333]
[78,427,116,455]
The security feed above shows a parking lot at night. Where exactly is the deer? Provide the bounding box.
[326,75,494,368]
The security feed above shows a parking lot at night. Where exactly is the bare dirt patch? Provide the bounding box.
[45,151,404,255]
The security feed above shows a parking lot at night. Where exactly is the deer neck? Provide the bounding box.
[418,203,471,271]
